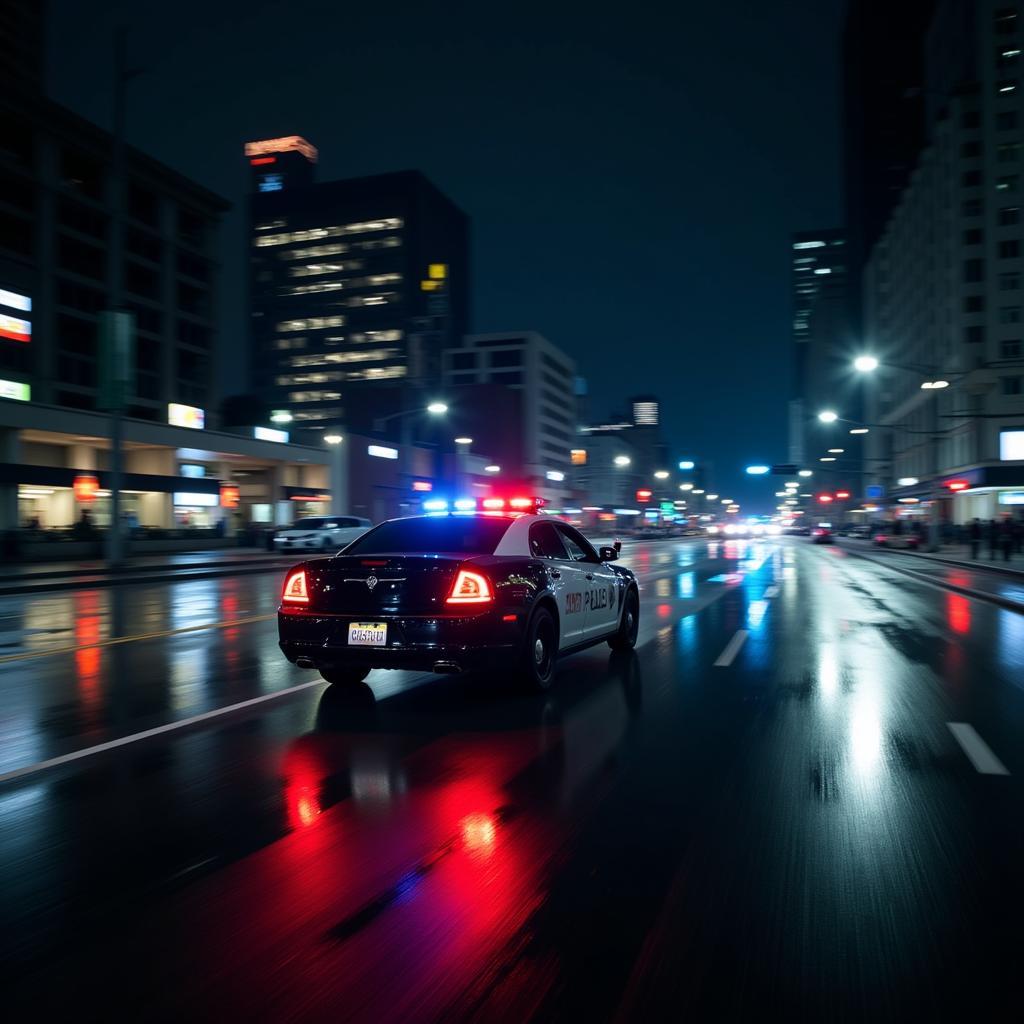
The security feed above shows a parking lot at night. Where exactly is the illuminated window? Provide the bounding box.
[289,390,342,402]
[277,316,345,332]
[252,218,403,248]
[281,281,346,296]
[275,337,308,350]
[281,243,350,260]
[350,330,403,343]
[792,240,825,249]
[256,220,286,231]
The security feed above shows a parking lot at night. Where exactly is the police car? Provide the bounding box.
[277,498,639,691]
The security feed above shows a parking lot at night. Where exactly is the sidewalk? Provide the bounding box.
[840,539,1024,577]
[837,539,1024,615]
[0,548,293,596]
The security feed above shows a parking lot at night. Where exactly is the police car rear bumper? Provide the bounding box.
[278,610,522,674]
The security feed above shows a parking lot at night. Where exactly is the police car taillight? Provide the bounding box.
[446,569,493,604]
[282,568,310,604]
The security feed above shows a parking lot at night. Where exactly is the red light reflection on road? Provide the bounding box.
[946,592,971,635]
[459,812,497,856]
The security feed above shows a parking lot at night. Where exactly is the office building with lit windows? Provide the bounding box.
[864,0,1024,522]
[247,145,469,434]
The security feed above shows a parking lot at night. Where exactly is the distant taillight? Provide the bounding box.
[282,568,310,604]
[446,569,493,605]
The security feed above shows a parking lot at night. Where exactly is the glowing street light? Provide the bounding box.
[484,464,500,474]
[323,433,343,445]
[828,448,845,454]
[270,409,293,424]
[818,410,839,424]
[745,465,770,475]
[798,469,813,477]
[854,355,879,373]
[426,401,448,415]
[654,470,670,480]
[614,455,632,467]
[679,483,694,491]
[921,379,950,390]
[850,427,869,435]
[706,493,719,500]
[678,460,695,470]
[454,436,473,446]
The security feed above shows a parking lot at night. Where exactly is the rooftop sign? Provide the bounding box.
[244,136,318,162]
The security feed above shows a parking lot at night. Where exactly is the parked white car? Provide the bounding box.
[274,516,372,553]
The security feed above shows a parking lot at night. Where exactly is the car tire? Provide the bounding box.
[519,607,557,691]
[609,587,639,651]
[319,666,371,686]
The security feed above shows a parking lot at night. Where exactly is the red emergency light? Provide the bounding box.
[817,493,834,504]
[636,489,652,502]
[835,490,850,500]
[947,479,969,492]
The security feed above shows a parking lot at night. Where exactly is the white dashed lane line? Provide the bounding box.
[714,630,748,667]
[947,723,1011,776]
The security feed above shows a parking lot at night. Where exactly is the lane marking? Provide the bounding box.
[764,585,780,598]
[714,629,748,667]
[0,612,277,666]
[947,723,1010,776]
[0,678,327,786]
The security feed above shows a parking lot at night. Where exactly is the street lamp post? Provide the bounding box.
[454,437,473,495]
[324,433,346,515]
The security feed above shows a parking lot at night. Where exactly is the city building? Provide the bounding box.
[863,0,1024,522]
[788,229,849,469]
[247,147,469,436]
[441,331,577,501]
[0,92,226,420]
[843,0,935,337]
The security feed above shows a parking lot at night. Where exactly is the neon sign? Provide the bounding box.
[0,313,30,343]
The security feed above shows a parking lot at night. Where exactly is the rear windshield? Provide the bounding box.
[344,516,512,555]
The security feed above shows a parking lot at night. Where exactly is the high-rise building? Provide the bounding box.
[441,331,576,499]
[247,145,469,435]
[843,0,935,336]
[863,0,1024,522]
[789,229,847,466]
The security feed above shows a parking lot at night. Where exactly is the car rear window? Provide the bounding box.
[344,516,513,555]
[294,517,325,529]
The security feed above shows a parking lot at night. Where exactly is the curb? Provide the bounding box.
[838,544,1024,616]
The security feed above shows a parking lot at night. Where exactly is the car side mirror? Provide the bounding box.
[599,545,619,562]
[613,539,622,553]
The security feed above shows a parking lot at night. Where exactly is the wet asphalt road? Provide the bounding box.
[2,537,1024,1021]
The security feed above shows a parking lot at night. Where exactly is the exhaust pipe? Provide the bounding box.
[432,660,462,674]
[295,656,316,669]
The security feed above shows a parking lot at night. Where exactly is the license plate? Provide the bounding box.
[348,622,388,646]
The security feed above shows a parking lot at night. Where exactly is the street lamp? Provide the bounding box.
[270,409,293,424]
[654,470,670,480]
[850,427,869,435]
[853,355,879,373]
[818,410,839,424]
[614,455,631,467]
[678,460,695,470]
[426,401,449,415]
[798,469,813,477]
[454,436,473,446]
[745,464,770,475]
[679,483,694,491]
[324,433,343,445]
[920,379,950,390]
[827,448,844,454]
[484,464,500,474]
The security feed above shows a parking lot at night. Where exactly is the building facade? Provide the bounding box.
[864,0,1024,522]
[0,92,226,421]
[441,331,576,500]
[247,148,469,436]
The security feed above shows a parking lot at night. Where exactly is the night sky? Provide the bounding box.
[49,0,843,508]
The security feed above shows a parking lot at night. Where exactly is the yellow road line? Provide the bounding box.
[0,612,277,665]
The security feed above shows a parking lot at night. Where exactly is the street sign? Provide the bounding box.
[865,484,884,499]
[98,310,135,411]
[771,463,799,475]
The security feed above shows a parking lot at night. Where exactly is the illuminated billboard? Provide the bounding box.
[1000,430,1024,461]
[168,403,205,429]
[0,313,31,344]
[244,136,318,162]
[0,379,30,401]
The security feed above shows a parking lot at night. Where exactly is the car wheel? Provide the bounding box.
[609,587,639,651]
[319,666,371,686]
[520,607,557,691]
